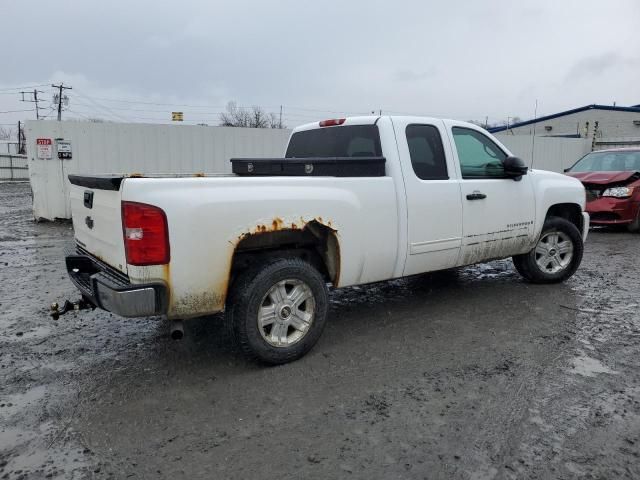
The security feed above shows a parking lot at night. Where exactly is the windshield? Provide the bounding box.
[569,151,640,172]
[286,125,382,158]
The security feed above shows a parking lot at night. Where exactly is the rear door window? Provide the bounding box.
[406,124,448,180]
[286,125,382,158]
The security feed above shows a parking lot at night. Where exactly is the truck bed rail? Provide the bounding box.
[230,156,386,177]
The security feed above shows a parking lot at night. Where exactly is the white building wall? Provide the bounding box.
[502,109,640,139]
[495,134,591,172]
[26,121,292,220]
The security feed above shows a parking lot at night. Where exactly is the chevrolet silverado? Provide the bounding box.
[63,116,589,364]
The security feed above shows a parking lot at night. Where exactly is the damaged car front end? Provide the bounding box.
[566,149,640,232]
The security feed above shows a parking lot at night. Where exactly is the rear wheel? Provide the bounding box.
[513,216,583,283]
[227,257,329,365]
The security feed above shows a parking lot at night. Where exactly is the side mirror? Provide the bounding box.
[503,156,528,179]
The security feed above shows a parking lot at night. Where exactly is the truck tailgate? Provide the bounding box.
[68,175,128,274]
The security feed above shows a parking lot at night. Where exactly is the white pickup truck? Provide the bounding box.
[64,116,588,364]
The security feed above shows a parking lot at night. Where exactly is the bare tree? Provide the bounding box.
[467,117,524,130]
[0,126,13,141]
[220,102,285,129]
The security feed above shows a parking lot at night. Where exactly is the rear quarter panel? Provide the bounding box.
[122,176,398,319]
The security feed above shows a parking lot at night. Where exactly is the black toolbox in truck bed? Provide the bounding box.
[230,156,386,177]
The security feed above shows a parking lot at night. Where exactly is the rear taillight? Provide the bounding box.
[319,118,346,127]
[121,201,170,266]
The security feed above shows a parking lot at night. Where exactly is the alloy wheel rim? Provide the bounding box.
[534,230,574,274]
[258,279,315,347]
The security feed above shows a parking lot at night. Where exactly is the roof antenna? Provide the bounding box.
[530,99,538,169]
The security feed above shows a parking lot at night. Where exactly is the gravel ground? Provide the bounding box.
[1,180,639,479]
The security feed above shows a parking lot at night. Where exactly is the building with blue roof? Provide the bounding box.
[489,104,640,148]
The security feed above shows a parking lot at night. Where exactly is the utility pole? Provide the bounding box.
[20,89,44,119]
[34,90,40,120]
[279,105,283,129]
[52,83,72,121]
[531,99,538,168]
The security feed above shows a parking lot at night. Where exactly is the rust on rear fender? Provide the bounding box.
[163,216,340,320]
[233,215,341,282]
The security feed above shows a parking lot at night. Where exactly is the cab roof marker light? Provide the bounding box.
[319,118,346,127]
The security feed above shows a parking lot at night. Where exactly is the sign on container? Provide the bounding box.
[36,138,52,159]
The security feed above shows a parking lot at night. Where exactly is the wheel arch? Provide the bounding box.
[545,203,584,233]
[228,220,341,292]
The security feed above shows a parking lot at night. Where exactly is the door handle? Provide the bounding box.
[466,192,487,200]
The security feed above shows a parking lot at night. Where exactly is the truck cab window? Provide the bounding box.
[452,127,507,178]
[406,124,448,180]
[285,125,382,158]
[346,136,377,157]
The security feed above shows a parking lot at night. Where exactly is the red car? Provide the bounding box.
[565,148,640,232]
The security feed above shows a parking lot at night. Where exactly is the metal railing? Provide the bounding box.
[0,154,28,180]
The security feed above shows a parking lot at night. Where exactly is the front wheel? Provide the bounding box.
[513,216,584,283]
[227,257,329,365]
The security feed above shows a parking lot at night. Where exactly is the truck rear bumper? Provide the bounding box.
[66,250,168,318]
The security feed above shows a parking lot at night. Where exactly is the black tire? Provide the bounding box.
[513,216,584,284]
[226,257,329,365]
[627,210,640,233]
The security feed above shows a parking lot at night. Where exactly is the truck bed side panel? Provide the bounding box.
[121,176,398,319]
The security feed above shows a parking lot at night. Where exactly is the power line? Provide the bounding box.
[39,105,59,120]
[65,108,93,120]
[30,88,580,127]
[69,99,225,115]
[67,91,499,122]
[68,93,373,117]
[75,94,227,109]
[71,89,131,122]
[0,108,36,114]
[0,83,48,92]
[70,97,314,121]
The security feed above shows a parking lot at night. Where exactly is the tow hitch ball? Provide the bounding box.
[50,298,95,320]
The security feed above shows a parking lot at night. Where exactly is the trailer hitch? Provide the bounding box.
[50,297,95,320]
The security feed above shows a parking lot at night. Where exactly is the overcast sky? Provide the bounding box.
[1,0,639,132]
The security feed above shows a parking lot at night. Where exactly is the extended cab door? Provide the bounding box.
[393,118,463,276]
[444,122,536,266]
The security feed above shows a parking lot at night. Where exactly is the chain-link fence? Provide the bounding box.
[0,154,28,180]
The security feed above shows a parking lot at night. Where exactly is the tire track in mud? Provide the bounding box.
[486,244,640,479]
